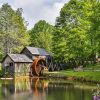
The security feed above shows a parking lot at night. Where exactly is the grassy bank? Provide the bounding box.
[44,70,100,83]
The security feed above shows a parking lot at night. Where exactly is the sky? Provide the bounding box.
[0,0,69,29]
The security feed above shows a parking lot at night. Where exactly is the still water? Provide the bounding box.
[0,78,95,100]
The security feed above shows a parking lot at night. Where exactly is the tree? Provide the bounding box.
[53,0,100,67]
[88,0,100,58]
[29,20,54,52]
[0,3,30,60]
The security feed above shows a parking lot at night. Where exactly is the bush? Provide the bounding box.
[0,67,5,77]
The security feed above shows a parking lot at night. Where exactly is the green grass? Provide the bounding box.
[60,71,100,81]
[85,63,100,68]
[45,70,100,82]
[84,64,100,71]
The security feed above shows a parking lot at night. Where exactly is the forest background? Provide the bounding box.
[0,0,100,68]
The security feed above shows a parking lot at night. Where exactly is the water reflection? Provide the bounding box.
[0,78,93,100]
[30,78,48,100]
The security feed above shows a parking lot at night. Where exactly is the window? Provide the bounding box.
[9,62,13,66]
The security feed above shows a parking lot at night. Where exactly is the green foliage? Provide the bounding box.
[29,20,54,52]
[0,1,99,69]
[85,63,100,68]
[53,0,100,67]
[0,50,4,62]
[0,67,5,77]
[0,3,30,60]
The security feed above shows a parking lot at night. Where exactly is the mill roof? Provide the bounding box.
[24,46,51,56]
[7,54,33,63]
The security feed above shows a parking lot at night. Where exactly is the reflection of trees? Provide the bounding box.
[1,80,15,98]
[0,82,3,99]
[47,82,92,100]
[0,79,93,100]
[47,82,74,94]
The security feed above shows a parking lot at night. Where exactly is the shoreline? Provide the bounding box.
[0,71,100,84]
[43,71,100,84]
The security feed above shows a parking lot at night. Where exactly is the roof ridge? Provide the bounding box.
[26,46,45,49]
[24,46,51,56]
[7,53,33,63]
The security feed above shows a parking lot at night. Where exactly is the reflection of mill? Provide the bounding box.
[1,78,49,100]
[30,78,49,99]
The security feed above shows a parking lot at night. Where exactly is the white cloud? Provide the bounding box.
[0,0,70,29]
[18,0,33,6]
[37,2,65,25]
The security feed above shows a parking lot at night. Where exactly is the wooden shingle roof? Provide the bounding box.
[8,54,33,63]
[25,46,51,56]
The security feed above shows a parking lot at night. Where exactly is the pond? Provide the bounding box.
[0,78,96,100]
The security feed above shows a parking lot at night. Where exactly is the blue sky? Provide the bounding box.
[0,0,69,29]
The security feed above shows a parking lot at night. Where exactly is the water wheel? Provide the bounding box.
[31,58,46,76]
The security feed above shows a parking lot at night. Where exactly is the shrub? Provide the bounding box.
[0,67,5,77]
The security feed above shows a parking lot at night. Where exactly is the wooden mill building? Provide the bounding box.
[2,46,52,77]
[21,46,51,60]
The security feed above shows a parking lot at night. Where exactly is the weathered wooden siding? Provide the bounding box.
[2,56,14,67]
[21,48,33,60]
[15,63,32,76]
[2,56,33,77]
[2,56,15,75]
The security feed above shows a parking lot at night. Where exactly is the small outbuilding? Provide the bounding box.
[2,54,33,77]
